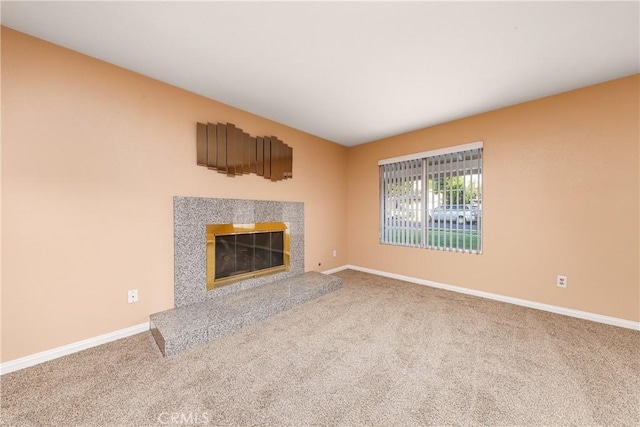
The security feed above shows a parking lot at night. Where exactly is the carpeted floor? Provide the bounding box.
[1,269,638,426]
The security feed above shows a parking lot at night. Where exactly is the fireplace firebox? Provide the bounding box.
[206,222,290,290]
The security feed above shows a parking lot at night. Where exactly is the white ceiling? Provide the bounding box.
[2,1,639,146]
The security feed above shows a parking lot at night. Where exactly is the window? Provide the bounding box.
[379,142,483,253]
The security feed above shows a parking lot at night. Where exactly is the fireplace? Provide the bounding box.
[206,222,290,289]
[173,197,303,308]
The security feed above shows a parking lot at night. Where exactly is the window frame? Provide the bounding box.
[379,141,483,254]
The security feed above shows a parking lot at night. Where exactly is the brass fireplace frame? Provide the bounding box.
[206,222,290,290]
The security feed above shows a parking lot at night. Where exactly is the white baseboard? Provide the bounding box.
[321,265,350,275]
[3,265,637,375]
[1,322,150,375]
[332,264,640,331]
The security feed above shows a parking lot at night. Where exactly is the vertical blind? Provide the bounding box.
[379,142,483,254]
[379,158,423,247]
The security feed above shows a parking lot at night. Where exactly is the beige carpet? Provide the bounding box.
[1,269,638,426]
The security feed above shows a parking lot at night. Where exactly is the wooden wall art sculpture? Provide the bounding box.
[197,122,293,181]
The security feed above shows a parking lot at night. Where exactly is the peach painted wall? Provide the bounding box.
[0,24,4,364]
[2,27,638,364]
[347,75,640,323]
[1,28,348,362]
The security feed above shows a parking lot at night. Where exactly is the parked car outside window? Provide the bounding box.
[429,205,479,224]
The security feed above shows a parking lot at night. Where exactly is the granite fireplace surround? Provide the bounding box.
[150,197,342,356]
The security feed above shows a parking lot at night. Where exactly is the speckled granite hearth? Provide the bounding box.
[151,272,341,356]
[150,197,341,356]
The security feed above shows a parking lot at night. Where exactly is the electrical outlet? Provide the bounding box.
[556,275,567,288]
[128,289,139,303]
[333,250,337,257]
